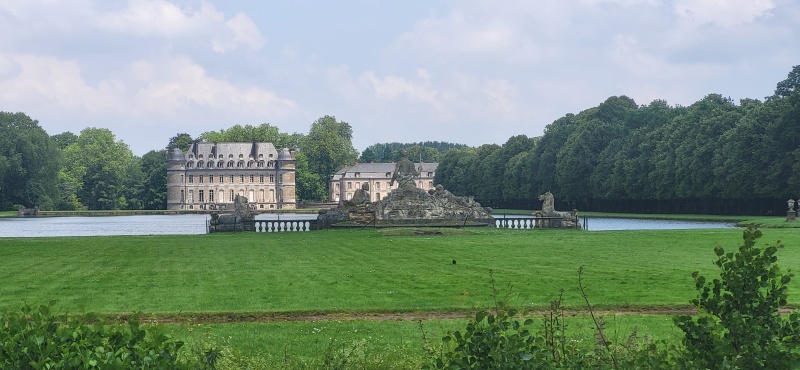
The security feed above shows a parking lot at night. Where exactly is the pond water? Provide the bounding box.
[581,217,736,231]
[0,214,736,238]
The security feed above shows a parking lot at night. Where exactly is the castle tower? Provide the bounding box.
[166,147,186,210]
[276,148,296,209]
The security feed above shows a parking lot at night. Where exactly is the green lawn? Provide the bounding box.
[4,227,800,314]
[3,226,799,368]
[168,314,682,368]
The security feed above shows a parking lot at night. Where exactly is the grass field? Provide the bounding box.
[3,225,800,367]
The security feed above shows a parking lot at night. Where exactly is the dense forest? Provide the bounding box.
[435,65,800,215]
[2,65,798,214]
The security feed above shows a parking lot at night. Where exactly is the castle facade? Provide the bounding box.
[329,162,438,203]
[167,142,296,211]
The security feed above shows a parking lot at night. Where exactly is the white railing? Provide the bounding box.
[251,220,314,232]
[495,218,536,229]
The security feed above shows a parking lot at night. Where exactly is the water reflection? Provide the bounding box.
[0,215,209,237]
[0,214,736,238]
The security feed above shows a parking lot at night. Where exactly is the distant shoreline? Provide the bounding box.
[6,209,323,218]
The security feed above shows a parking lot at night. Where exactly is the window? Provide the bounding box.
[239,175,244,183]
[354,172,360,178]
[197,161,203,168]
[335,183,339,190]
[279,174,283,183]
[199,190,204,203]
[259,175,264,183]
[428,181,433,188]
[199,175,204,184]
[355,182,360,189]
[249,175,254,183]
[227,161,233,168]
[187,162,194,168]
[385,172,391,177]
[209,175,213,183]
[229,190,234,202]
[237,161,243,168]
[209,190,214,203]
[180,189,184,202]
[375,182,381,190]
[181,175,184,184]
[347,182,352,189]
[219,175,224,183]
[269,174,274,183]
[188,190,194,203]
[229,175,234,183]
[376,193,381,201]
[188,175,194,184]
[428,172,433,177]
[387,182,391,189]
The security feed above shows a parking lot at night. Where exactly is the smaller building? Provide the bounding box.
[329,162,438,203]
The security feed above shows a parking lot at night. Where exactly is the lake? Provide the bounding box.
[0,214,736,237]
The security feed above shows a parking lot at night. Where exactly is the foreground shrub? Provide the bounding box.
[0,302,186,369]
[427,227,800,369]
[675,227,800,369]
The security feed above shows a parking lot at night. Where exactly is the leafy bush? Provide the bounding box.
[0,302,186,369]
[675,227,800,369]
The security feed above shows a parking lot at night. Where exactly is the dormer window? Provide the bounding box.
[385,172,391,177]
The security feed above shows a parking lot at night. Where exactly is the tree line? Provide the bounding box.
[3,65,798,213]
[0,114,358,211]
[435,66,800,215]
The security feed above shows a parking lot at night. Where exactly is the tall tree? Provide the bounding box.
[771,65,800,99]
[167,133,193,151]
[198,124,294,148]
[294,151,327,201]
[62,128,138,210]
[0,112,61,210]
[301,115,358,194]
[139,150,167,209]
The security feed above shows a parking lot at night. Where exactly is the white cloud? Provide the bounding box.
[0,54,127,113]
[674,0,775,27]
[131,57,296,118]
[0,53,295,128]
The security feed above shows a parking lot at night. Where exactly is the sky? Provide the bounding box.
[1,0,799,156]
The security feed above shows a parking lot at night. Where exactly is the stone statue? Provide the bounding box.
[209,195,255,232]
[390,153,421,191]
[347,183,371,206]
[537,191,580,229]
